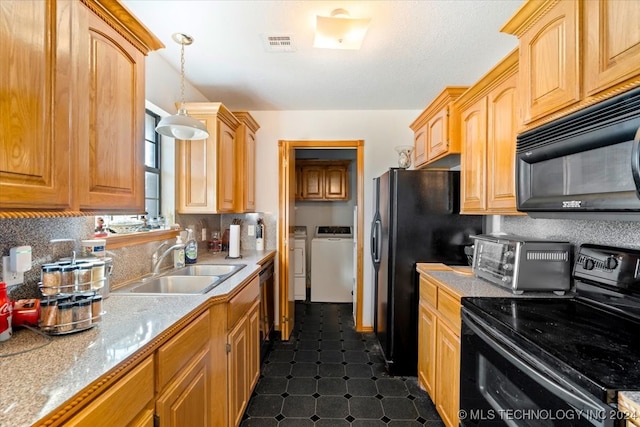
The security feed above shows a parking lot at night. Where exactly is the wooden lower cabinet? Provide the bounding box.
[417,272,462,427]
[435,321,461,427]
[66,357,155,427]
[417,300,436,398]
[156,347,211,427]
[227,276,261,427]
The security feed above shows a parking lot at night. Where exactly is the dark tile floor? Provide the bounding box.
[241,302,444,426]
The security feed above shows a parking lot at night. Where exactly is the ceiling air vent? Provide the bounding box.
[262,34,296,52]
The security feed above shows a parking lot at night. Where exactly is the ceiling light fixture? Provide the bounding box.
[155,33,209,140]
[313,9,371,49]
[313,8,371,50]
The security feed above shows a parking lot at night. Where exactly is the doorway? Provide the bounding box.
[278,140,364,340]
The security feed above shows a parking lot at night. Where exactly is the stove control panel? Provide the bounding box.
[574,244,640,289]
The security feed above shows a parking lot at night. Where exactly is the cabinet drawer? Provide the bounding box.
[437,288,461,331]
[228,275,259,329]
[156,310,210,391]
[66,357,154,427]
[419,275,437,308]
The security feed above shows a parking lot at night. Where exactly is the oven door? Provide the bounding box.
[460,308,620,427]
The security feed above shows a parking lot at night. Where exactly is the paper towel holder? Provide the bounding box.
[226,254,243,259]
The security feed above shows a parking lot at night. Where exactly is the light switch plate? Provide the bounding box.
[248,225,255,236]
[2,256,24,286]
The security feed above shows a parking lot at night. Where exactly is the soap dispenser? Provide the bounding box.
[185,228,198,265]
[173,235,185,268]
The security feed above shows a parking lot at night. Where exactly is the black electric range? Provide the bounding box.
[461,244,640,426]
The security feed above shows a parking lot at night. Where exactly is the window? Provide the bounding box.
[144,109,161,218]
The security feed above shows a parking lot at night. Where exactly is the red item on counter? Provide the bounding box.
[0,282,12,341]
[12,299,40,327]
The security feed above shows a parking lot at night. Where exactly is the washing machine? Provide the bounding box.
[311,226,354,303]
[293,226,307,300]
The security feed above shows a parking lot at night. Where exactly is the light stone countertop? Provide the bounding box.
[0,250,275,427]
[416,263,574,299]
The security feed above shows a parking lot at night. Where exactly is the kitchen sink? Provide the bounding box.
[118,275,220,295]
[169,264,246,277]
[113,264,246,295]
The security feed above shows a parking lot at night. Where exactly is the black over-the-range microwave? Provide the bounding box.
[516,86,640,219]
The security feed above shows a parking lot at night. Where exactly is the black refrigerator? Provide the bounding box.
[371,168,482,376]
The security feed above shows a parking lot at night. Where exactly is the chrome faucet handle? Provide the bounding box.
[152,241,169,261]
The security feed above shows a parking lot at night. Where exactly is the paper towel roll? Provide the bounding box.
[229,224,240,258]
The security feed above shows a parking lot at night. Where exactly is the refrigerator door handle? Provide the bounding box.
[373,219,382,264]
[370,219,378,263]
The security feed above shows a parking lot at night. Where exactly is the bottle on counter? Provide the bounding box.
[185,228,198,264]
[208,231,222,254]
[0,282,12,341]
[174,235,185,268]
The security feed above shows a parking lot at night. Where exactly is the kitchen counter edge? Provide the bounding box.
[2,250,275,427]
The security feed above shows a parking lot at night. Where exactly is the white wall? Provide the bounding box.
[250,110,420,328]
[143,53,421,328]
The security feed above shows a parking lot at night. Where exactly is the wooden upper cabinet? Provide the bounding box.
[0,0,73,211]
[176,103,240,214]
[456,50,520,216]
[459,98,488,213]
[583,0,640,97]
[410,87,468,169]
[502,0,640,129]
[0,0,162,215]
[296,160,350,201]
[233,112,260,213]
[77,4,146,212]
[503,0,580,125]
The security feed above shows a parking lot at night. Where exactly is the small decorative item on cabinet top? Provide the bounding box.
[395,145,414,169]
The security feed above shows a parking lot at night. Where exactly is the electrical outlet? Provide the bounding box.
[2,256,23,286]
[202,228,208,241]
[248,225,255,236]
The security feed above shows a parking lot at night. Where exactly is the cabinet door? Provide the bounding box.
[301,166,324,199]
[435,321,460,427]
[324,165,348,199]
[519,0,580,124]
[243,128,256,212]
[413,125,428,168]
[418,301,437,398]
[460,98,487,213]
[218,120,236,212]
[584,0,640,96]
[228,317,248,427]
[0,0,73,210]
[427,108,449,160]
[487,72,519,213]
[77,6,145,211]
[248,299,261,393]
[66,357,154,426]
[156,348,210,427]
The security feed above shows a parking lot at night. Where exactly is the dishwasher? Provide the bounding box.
[259,258,275,361]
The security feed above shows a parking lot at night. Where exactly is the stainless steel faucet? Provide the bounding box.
[151,240,185,275]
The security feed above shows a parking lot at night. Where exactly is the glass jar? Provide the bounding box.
[41,264,61,295]
[73,298,92,329]
[56,300,74,333]
[75,263,92,292]
[91,295,103,323]
[60,264,77,294]
[208,231,222,253]
[91,261,105,290]
[39,297,58,331]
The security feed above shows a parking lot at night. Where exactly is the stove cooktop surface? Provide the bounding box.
[463,296,640,399]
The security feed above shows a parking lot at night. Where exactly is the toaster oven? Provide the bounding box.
[471,234,572,294]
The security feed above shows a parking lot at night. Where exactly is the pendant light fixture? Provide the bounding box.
[155,33,209,140]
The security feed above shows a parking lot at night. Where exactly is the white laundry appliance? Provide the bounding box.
[311,226,354,303]
[293,226,307,301]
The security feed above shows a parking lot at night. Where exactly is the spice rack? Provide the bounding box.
[39,260,105,335]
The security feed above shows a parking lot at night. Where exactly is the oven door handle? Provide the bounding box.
[631,126,640,198]
[463,309,610,423]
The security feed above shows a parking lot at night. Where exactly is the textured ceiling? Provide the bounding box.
[123,0,524,111]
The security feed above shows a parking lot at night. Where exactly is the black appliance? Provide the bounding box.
[516,86,640,218]
[460,244,640,426]
[371,168,482,375]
